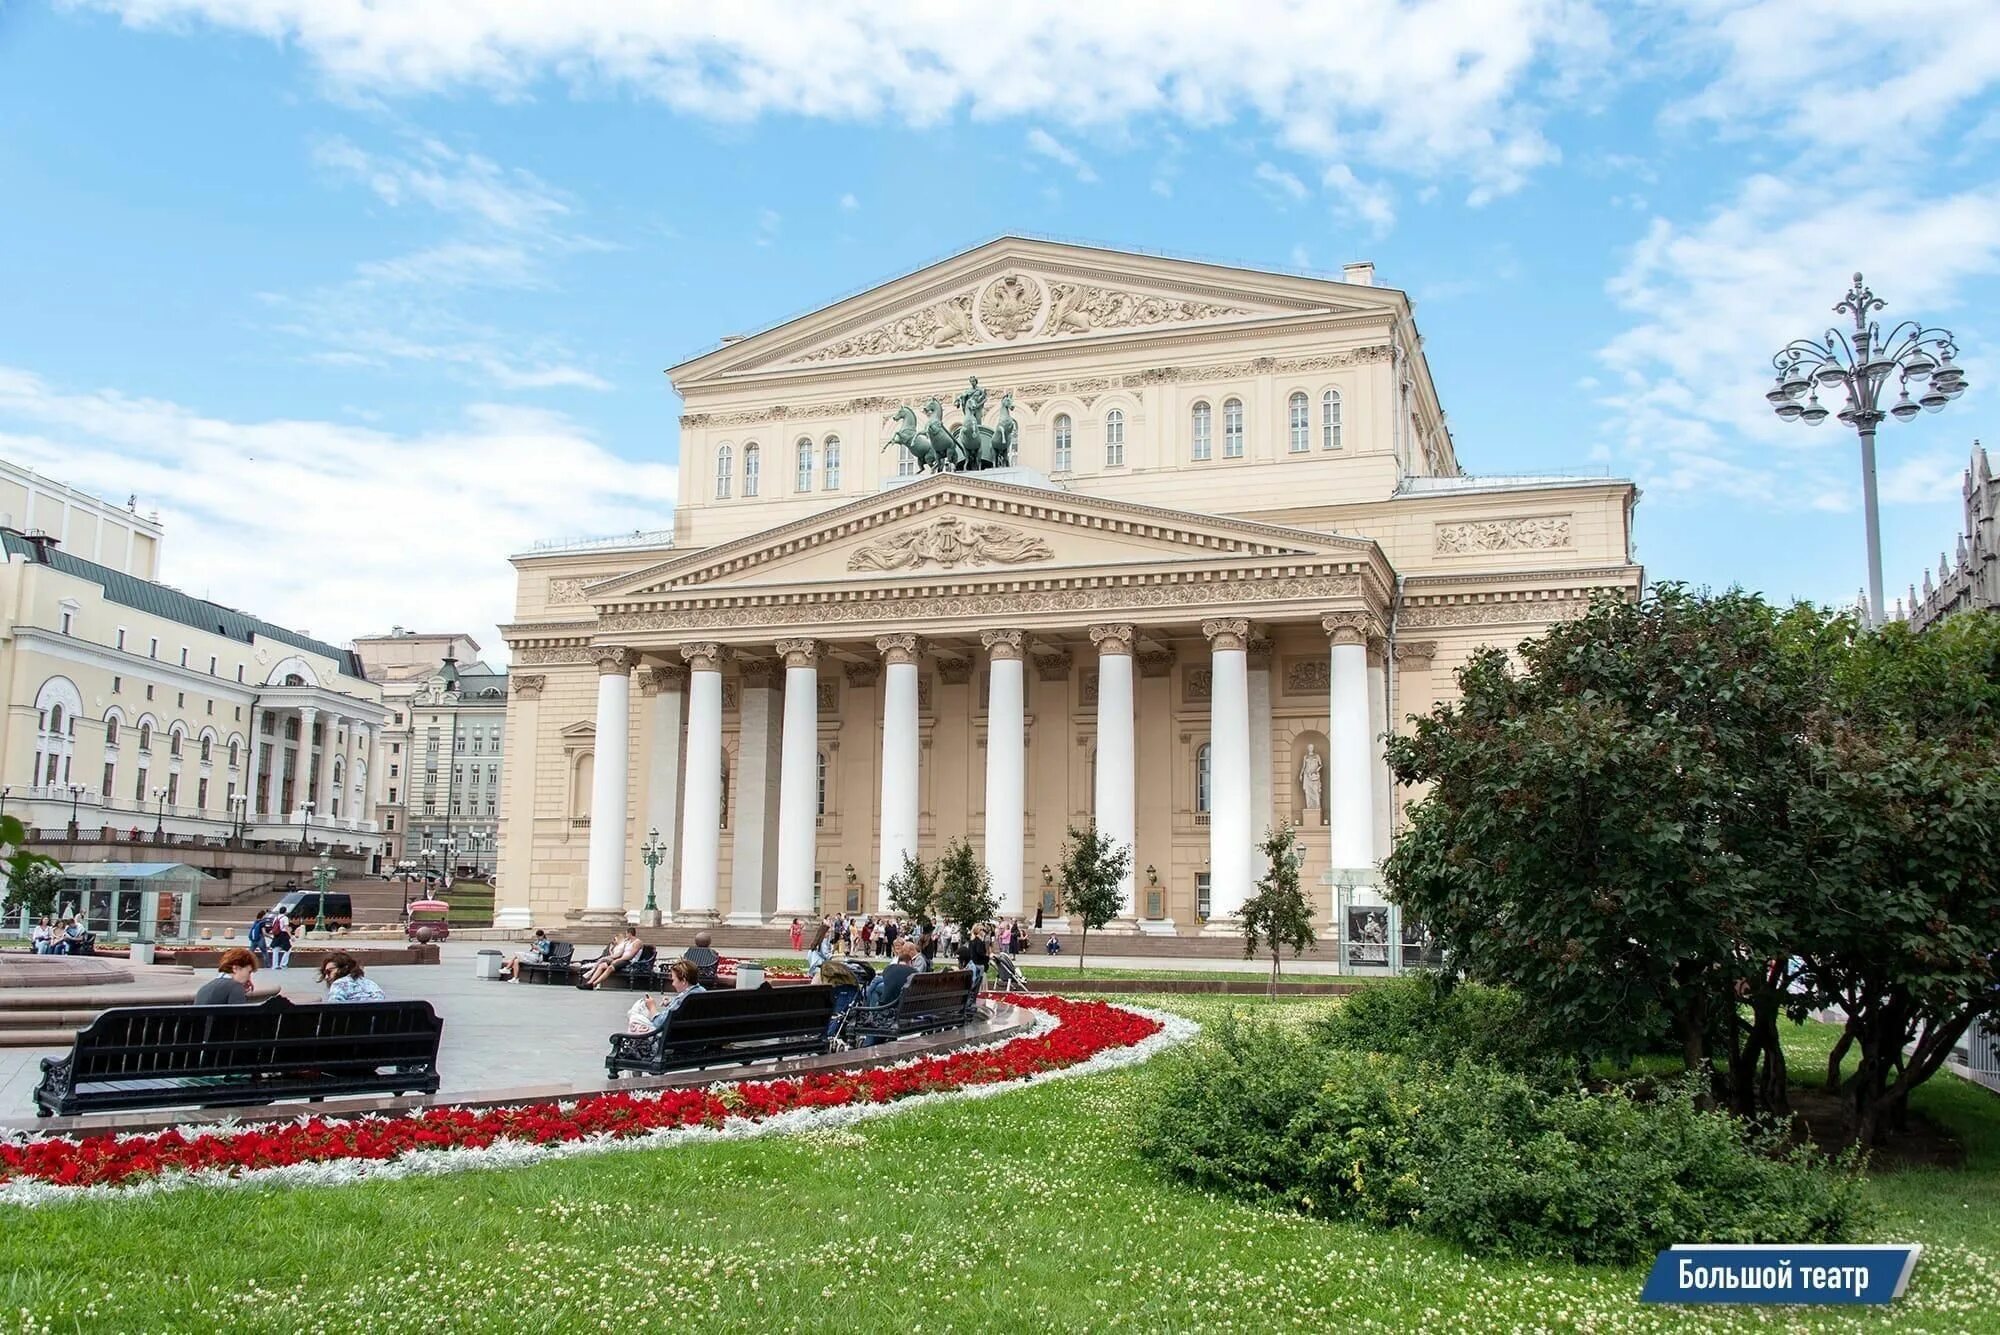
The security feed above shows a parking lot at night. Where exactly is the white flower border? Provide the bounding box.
[0,1002,1198,1208]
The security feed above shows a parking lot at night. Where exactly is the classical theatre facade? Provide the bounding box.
[494,238,1641,934]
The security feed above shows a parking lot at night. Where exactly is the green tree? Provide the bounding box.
[1,814,65,923]
[1057,821,1130,970]
[1384,586,1835,1119]
[1794,612,2000,1144]
[1239,824,1317,995]
[934,836,998,932]
[884,850,937,928]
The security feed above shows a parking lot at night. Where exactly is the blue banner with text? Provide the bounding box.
[1641,1245,1922,1305]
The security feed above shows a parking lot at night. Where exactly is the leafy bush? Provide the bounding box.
[1313,974,1544,1074]
[1138,1015,1866,1265]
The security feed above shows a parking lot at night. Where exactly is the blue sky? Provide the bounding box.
[2,0,1997,656]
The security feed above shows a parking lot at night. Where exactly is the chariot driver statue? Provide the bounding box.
[884,375,1015,474]
[955,376,989,430]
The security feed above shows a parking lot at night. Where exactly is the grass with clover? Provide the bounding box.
[3,994,1998,1334]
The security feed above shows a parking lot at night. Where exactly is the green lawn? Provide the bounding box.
[4,996,1997,1333]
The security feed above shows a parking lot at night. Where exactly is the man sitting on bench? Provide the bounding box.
[638,959,706,1028]
[680,931,722,986]
[578,926,644,990]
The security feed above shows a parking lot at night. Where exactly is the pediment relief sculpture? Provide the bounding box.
[790,271,1259,364]
[1435,516,1573,556]
[846,516,1055,572]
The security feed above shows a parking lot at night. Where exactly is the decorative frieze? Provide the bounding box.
[794,291,981,362]
[1284,658,1330,694]
[1399,594,1599,628]
[547,577,595,606]
[936,657,974,686]
[1183,667,1213,703]
[1136,648,1176,678]
[1032,649,1073,682]
[511,645,599,666]
[846,517,1054,572]
[1434,516,1572,556]
[1043,281,1249,337]
[843,661,880,689]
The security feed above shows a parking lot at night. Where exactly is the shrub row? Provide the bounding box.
[1139,998,1865,1265]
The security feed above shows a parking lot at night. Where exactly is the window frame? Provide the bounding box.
[1288,392,1310,453]
[742,441,761,497]
[714,444,733,499]
[1190,400,1212,461]
[1223,398,1245,458]
[1321,388,1343,450]
[1052,414,1073,472]
[1104,408,1125,468]
[795,437,814,493]
[823,435,841,490]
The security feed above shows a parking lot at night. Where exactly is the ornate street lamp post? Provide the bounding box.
[228,791,249,843]
[297,799,315,851]
[310,846,334,934]
[640,826,666,924]
[1767,273,1969,626]
[67,783,87,840]
[152,786,169,839]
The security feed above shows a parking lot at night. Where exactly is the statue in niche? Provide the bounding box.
[1299,744,1323,819]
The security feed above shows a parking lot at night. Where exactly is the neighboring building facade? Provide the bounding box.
[400,654,507,878]
[0,500,389,855]
[1903,442,1996,630]
[495,238,1642,932]
[352,629,485,865]
[0,459,163,580]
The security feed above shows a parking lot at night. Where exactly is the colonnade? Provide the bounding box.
[241,704,373,827]
[580,613,1387,927]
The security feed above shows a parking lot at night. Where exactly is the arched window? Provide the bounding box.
[1190,401,1213,461]
[714,445,733,499]
[139,722,152,753]
[169,728,183,759]
[572,752,593,821]
[816,751,828,817]
[1104,409,1125,467]
[199,735,212,763]
[49,703,64,735]
[1196,743,1212,814]
[795,437,814,493]
[1289,392,1310,452]
[742,442,761,497]
[1052,414,1073,471]
[228,740,240,767]
[1321,389,1343,450]
[105,716,119,746]
[1223,398,1244,458]
[823,435,841,490]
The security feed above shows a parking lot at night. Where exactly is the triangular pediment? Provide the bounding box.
[558,721,595,740]
[589,474,1373,600]
[671,237,1404,382]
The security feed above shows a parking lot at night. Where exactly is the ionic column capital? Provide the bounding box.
[510,673,546,699]
[1321,611,1383,648]
[1393,640,1439,667]
[1087,623,1136,656]
[875,633,922,667]
[593,646,637,676]
[680,642,729,673]
[1201,617,1252,652]
[776,637,821,669]
[980,628,1025,661]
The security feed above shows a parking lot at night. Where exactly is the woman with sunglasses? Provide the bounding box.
[319,951,386,1003]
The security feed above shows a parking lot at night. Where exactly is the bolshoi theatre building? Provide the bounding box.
[493,238,1641,936]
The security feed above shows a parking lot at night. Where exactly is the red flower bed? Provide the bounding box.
[0,995,1158,1191]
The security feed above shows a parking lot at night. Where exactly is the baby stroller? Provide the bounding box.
[822,959,876,1051]
[989,951,1031,994]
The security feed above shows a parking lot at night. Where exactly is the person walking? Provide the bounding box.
[247,912,268,967]
[269,909,293,970]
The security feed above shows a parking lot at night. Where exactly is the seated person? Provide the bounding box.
[578,926,643,990]
[319,951,387,1003]
[60,918,85,955]
[1044,934,1063,955]
[640,959,706,1029]
[680,930,722,986]
[29,918,52,954]
[866,940,922,1007]
[805,923,832,977]
[501,929,552,981]
[194,947,258,1005]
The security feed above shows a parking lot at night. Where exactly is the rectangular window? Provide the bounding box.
[1196,873,1212,920]
[197,777,209,809]
[60,609,74,635]
[176,692,185,708]
[390,763,398,778]
[117,628,127,651]
[205,701,213,715]
[389,786,398,804]
[102,762,115,796]
[148,637,158,659]
[236,665,245,682]
[796,441,814,493]
[1223,400,1244,458]
[392,743,400,755]
[166,774,180,806]
[146,685,155,701]
[208,655,217,675]
[386,814,395,831]
[1191,403,1212,461]
[824,441,842,490]
[179,647,188,667]
[112,676,122,694]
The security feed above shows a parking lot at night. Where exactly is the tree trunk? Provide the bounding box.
[1826,1022,1855,1093]
[1269,949,1280,998]
[1078,925,1088,971]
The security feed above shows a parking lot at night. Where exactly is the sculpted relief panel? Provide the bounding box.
[846,516,1055,572]
[1434,516,1573,556]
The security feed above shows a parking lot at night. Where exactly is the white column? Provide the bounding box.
[1325,613,1380,876]
[774,639,820,921]
[875,633,921,908]
[494,674,544,929]
[317,713,342,825]
[292,707,316,820]
[982,629,1026,916]
[677,643,728,921]
[243,710,264,819]
[639,665,686,920]
[582,647,635,923]
[1204,619,1254,922]
[1089,623,1137,918]
[1247,638,1275,879]
[729,660,783,925]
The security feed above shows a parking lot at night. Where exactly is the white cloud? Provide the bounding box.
[1596,174,2000,510]
[1253,161,1309,203]
[0,367,673,655]
[313,134,571,231]
[1321,163,1396,236]
[838,192,859,211]
[1026,128,1097,183]
[1664,0,2000,155]
[86,0,1607,204]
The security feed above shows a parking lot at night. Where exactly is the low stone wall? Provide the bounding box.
[151,943,441,969]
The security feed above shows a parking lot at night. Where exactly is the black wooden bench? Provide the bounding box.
[605,985,836,1078]
[34,995,444,1118]
[846,968,981,1043]
[515,941,576,985]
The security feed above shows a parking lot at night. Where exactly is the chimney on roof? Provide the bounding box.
[23,531,59,564]
[719,333,748,344]
[1342,261,1375,287]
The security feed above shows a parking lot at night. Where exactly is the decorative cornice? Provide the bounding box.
[593,647,636,676]
[680,642,730,673]
[876,633,922,666]
[980,628,1026,661]
[776,637,821,669]
[509,673,546,699]
[510,644,598,666]
[1201,617,1251,652]
[1088,623,1136,656]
